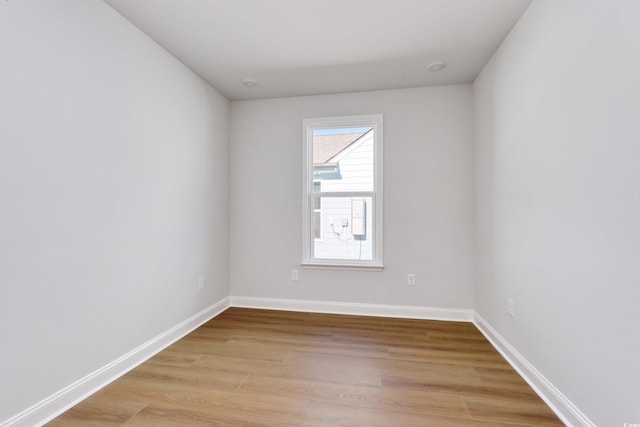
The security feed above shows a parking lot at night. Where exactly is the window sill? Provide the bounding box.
[301,262,384,272]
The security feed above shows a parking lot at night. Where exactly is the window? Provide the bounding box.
[302,114,383,270]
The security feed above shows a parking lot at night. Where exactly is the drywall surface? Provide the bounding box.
[0,0,229,421]
[230,85,474,309]
[473,1,640,425]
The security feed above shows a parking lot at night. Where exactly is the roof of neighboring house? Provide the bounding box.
[312,131,368,165]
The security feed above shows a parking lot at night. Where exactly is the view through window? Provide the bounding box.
[302,115,383,269]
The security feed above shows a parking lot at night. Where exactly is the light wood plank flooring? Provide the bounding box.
[48,307,563,426]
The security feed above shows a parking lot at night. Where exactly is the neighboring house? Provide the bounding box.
[312,129,374,260]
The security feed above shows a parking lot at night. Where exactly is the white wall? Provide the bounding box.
[230,86,474,309]
[474,1,640,425]
[0,0,229,422]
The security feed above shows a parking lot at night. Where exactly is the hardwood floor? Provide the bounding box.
[47,308,563,426]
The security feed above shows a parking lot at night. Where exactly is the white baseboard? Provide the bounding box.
[229,296,473,322]
[2,297,230,427]
[473,313,595,427]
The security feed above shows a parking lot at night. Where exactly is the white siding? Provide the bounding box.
[314,196,374,260]
[323,132,375,193]
[314,131,375,260]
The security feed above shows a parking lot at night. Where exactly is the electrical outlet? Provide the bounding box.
[291,269,299,281]
[507,298,514,317]
[408,274,416,286]
[198,276,204,291]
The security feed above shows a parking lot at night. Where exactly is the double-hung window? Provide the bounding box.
[302,114,383,270]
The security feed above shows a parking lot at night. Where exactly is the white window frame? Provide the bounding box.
[302,114,384,270]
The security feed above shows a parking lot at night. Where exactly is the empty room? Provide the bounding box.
[1,1,638,426]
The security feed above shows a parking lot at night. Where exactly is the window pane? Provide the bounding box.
[303,114,383,268]
[313,196,373,261]
[312,127,374,192]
